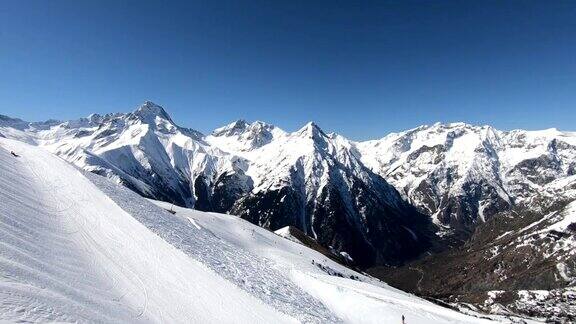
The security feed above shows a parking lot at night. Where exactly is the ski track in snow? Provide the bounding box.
[84,171,341,323]
[0,142,135,322]
[188,217,202,230]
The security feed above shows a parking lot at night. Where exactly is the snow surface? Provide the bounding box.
[544,200,576,233]
[274,226,303,244]
[149,201,496,324]
[0,138,295,323]
[0,137,503,323]
[292,272,496,324]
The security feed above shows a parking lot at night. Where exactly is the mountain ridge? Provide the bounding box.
[2,102,575,265]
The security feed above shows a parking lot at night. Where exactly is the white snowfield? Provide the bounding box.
[1,137,501,323]
[0,138,293,323]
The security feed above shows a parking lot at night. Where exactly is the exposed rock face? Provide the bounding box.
[214,121,435,266]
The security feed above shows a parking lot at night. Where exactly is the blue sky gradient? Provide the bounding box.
[1,0,575,140]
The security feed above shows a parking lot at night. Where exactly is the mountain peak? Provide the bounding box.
[296,121,326,139]
[212,120,249,137]
[133,101,173,123]
[428,121,472,129]
[212,120,277,137]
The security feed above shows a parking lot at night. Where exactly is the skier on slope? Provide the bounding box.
[402,314,406,324]
[10,151,19,157]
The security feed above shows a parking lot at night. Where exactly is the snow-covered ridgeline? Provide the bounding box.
[355,122,576,234]
[2,102,576,262]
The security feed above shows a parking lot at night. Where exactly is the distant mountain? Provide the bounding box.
[208,119,437,266]
[356,122,576,243]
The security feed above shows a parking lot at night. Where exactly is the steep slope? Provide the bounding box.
[147,202,500,324]
[0,137,497,324]
[0,137,295,323]
[371,195,576,322]
[208,121,435,266]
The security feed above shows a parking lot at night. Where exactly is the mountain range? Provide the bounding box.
[1,101,575,320]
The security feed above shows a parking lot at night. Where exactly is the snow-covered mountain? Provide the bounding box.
[0,137,502,323]
[2,102,575,321]
[0,102,435,267]
[208,120,436,266]
[2,104,575,262]
[356,122,576,242]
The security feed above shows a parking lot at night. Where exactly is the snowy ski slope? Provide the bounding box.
[0,138,294,323]
[0,137,504,323]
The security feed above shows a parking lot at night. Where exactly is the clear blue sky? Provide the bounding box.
[1,1,575,140]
